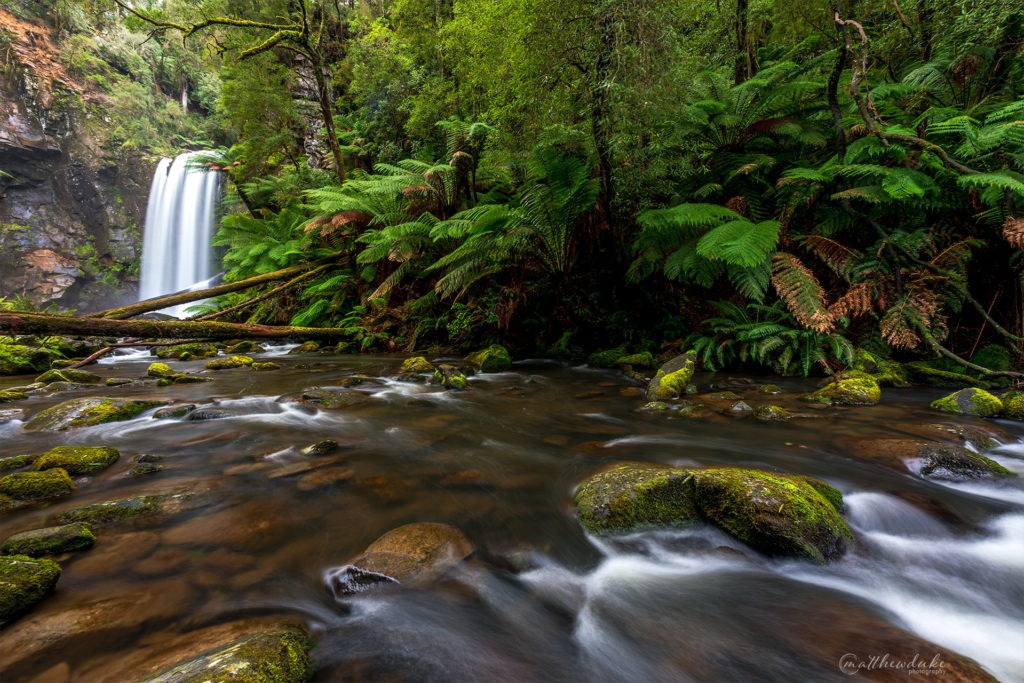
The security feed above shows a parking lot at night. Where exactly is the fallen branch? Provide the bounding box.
[197,264,332,321]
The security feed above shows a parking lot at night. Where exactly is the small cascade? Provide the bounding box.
[139,152,222,313]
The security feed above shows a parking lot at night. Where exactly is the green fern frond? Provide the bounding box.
[696,219,781,268]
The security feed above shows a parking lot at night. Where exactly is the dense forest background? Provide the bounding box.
[5,0,1024,377]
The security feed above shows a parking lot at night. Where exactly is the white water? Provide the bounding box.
[139,152,221,316]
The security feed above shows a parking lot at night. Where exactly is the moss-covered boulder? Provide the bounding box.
[0,455,32,472]
[24,397,168,431]
[465,345,512,373]
[970,344,1012,373]
[225,340,266,354]
[574,463,699,533]
[288,341,320,354]
[32,446,120,476]
[1,522,95,557]
[917,444,1015,481]
[206,355,254,370]
[34,369,102,385]
[618,352,657,369]
[49,493,188,527]
[105,377,134,387]
[433,364,468,390]
[0,343,54,376]
[930,388,1003,417]
[803,377,880,406]
[645,351,697,401]
[0,390,28,403]
[138,625,313,683]
[154,343,218,360]
[251,361,280,371]
[691,469,853,563]
[0,469,74,501]
[399,356,436,378]
[753,405,791,421]
[1000,390,1024,421]
[588,347,627,368]
[146,362,176,378]
[0,555,61,626]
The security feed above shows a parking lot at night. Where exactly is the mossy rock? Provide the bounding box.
[24,397,169,431]
[691,469,853,564]
[32,446,120,476]
[399,356,436,377]
[872,359,910,387]
[645,351,697,401]
[172,374,213,384]
[0,343,54,376]
[300,440,339,456]
[226,341,266,354]
[618,352,657,369]
[930,388,1003,417]
[129,463,164,476]
[0,469,74,501]
[852,348,880,374]
[465,345,512,373]
[803,377,880,406]
[105,377,134,387]
[1000,390,1024,421]
[0,554,61,626]
[206,355,254,370]
[34,368,102,385]
[753,405,791,422]
[0,455,32,472]
[138,625,313,683]
[251,362,280,371]
[574,463,699,533]
[146,362,176,378]
[0,390,28,403]
[288,341,320,354]
[1,522,95,557]
[587,347,627,368]
[48,494,172,526]
[288,389,370,410]
[433,364,468,390]
[154,343,219,360]
[337,522,475,591]
[917,444,1014,481]
[153,404,195,420]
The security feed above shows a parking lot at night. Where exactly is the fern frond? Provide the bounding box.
[771,252,834,333]
[1003,216,1024,249]
[828,282,874,320]
[801,235,862,279]
[696,219,781,268]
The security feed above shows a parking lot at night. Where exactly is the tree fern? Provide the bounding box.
[695,219,781,268]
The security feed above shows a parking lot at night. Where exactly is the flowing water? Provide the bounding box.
[1,354,1022,682]
[138,152,222,314]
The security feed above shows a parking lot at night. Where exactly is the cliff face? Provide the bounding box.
[0,9,152,312]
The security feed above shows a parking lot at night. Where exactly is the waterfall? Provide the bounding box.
[139,152,222,314]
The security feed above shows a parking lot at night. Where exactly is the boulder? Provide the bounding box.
[916,444,1014,481]
[154,343,218,360]
[587,347,627,368]
[0,455,33,472]
[574,463,699,533]
[803,377,880,406]
[0,343,54,376]
[0,555,61,626]
[930,388,1003,417]
[399,356,436,379]
[1001,390,1024,421]
[434,364,468,390]
[0,390,28,403]
[0,469,74,501]
[645,351,697,400]
[146,362,175,378]
[32,445,120,475]
[465,344,512,373]
[288,341,320,354]
[34,368,102,385]
[206,355,254,370]
[225,341,266,354]
[24,397,168,431]
[1,522,95,556]
[251,361,280,371]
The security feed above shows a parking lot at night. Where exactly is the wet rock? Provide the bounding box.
[288,388,370,410]
[137,454,163,463]
[640,401,670,411]
[104,377,134,387]
[803,377,881,406]
[1000,390,1024,421]
[727,400,753,415]
[440,469,494,488]
[0,454,33,472]
[0,343,54,376]
[0,555,61,626]
[251,361,280,371]
[24,397,169,431]
[398,356,436,380]
[49,492,192,527]
[645,351,697,401]
[574,463,699,533]
[296,466,355,491]
[754,404,791,421]
[300,439,339,456]
[154,343,218,360]
[187,409,235,421]
[758,384,783,394]
[0,390,29,403]
[137,625,312,683]
[168,374,213,384]
[226,340,266,354]
[206,355,255,370]
[153,404,195,420]
[575,390,605,399]
[1,522,95,557]
[930,388,1003,417]
[146,362,175,378]
[0,469,74,501]
[34,368,101,385]
[37,381,82,394]
[355,475,415,504]
[325,564,400,597]
[129,463,164,476]
[691,469,853,563]
[917,444,1014,481]
[434,364,468,390]
[465,345,512,373]
[32,445,119,475]
[618,352,657,369]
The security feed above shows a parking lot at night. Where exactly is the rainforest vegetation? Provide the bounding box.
[8,0,1024,377]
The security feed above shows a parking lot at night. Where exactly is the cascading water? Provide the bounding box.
[139,152,222,314]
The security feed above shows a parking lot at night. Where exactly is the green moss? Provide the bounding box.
[793,476,844,511]
[691,469,853,564]
[970,344,1012,373]
[906,362,989,388]
[49,495,162,526]
[1000,390,1024,421]
[155,343,219,360]
[400,356,436,375]
[465,345,512,373]
[0,455,32,472]
[640,401,670,411]
[434,364,468,390]
[617,352,657,369]
[930,388,1003,417]
[753,405,791,421]
[288,341,320,354]
[0,343,54,376]
[852,348,880,374]
[129,463,163,476]
[33,446,120,475]
[588,347,627,368]
[758,384,783,394]
[25,397,168,431]
[172,375,213,384]
[645,352,697,401]
[1,522,95,556]
[872,360,910,387]
[918,444,1015,480]
[0,390,28,403]
[251,362,280,371]
[105,377,134,387]
[0,469,74,501]
[0,554,61,626]
[803,377,881,406]
[147,362,175,378]
[35,369,102,385]
[206,355,255,370]
[574,463,699,533]
[226,341,266,354]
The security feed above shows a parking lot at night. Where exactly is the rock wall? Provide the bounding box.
[0,9,152,312]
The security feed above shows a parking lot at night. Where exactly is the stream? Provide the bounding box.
[1,350,1022,682]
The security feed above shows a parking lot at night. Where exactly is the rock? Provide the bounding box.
[0,454,33,472]
[640,401,670,411]
[0,469,74,501]
[1001,390,1024,421]
[465,345,512,373]
[0,555,61,626]
[434,364,468,390]
[154,343,218,360]
[137,625,312,683]
[645,351,697,401]
[146,362,176,378]
[288,341,320,354]
[251,361,280,371]
[37,380,82,394]
[24,397,168,431]
[754,405,791,421]
[34,368,101,385]
[399,356,436,378]
[129,463,164,476]
[1,522,95,557]
[691,469,853,564]
[32,445,119,476]
[574,463,699,533]
[0,390,28,403]
[187,409,235,421]
[137,454,163,463]
[727,400,753,415]
[587,347,627,368]
[300,439,339,456]
[169,374,213,384]
[803,377,881,406]
[225,341,266,354]
[296,467,354,491]
[0,343,54,376]
[930,388,1003,417]
[49,492,191,527]
[917,444,1015,481]
[105,377,134,387]
[153,404,195,420]
[618,352,657,369]
[206,355,254,370]
[287,389,369,410]
[758,384,783,394]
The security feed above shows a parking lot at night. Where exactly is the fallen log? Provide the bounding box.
[0,311,349,341]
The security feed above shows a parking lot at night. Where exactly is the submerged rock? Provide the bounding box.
[288,389,370,410]
[0,469,74,501]
[49,492,192,527]
[0,555,61,626]
[24,397,168,431]
[153,404,195,420]
[754,405,791,421]
[930,388,1003,417]
[645,351,697,401]
[300,439,339,456]
[1,522,95,557]
[802,377,880,406]
[33,445,120,476]
[465,344,512,373]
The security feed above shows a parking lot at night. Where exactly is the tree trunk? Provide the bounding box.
[592,3,616,227]
[0,312,351,342]
[733,0,752,85]
[312,55,347,184]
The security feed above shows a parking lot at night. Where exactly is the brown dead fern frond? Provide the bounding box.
[771,252,835,334]
[828,281,874,320]
[1003,216,1024,249]
[802,235,862,279]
